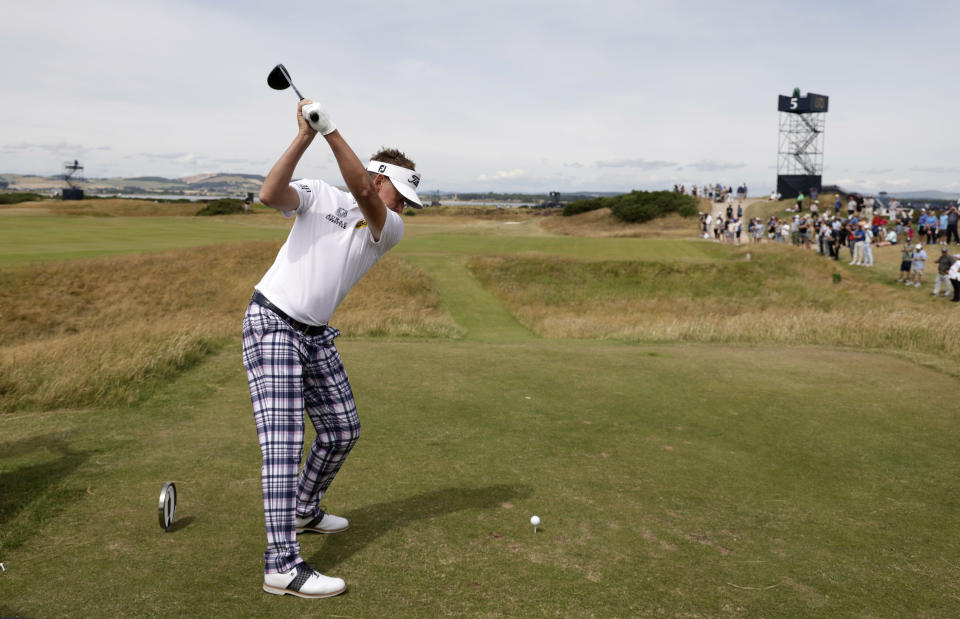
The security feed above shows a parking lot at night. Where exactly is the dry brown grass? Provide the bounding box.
[416,205,543,218]
[467,243,960,369]
[538,208,697,238]
[0,242,459,411]
[0,198,207,217]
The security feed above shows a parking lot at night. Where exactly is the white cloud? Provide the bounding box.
[596,159,677,169]
[0,1,958,193]
[477,169,527,181]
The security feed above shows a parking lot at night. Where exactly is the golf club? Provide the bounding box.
[267,64,325,132]
[158,481,177,531]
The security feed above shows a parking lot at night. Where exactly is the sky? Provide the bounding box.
[2,0,959,195]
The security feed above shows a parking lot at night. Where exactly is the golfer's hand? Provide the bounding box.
[297,99,318,137]
[298,99,336,136]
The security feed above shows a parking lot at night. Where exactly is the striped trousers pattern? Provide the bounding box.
[242,300,360,574]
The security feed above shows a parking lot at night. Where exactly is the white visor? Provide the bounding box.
[366,160,423,208]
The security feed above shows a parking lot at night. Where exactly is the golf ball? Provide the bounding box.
[530,515,541,526]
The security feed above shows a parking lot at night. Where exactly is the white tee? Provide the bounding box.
[254,178,404,325]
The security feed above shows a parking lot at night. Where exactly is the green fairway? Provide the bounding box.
[2,207,959,616]
[2,342,959,616]
[0,216,289,265]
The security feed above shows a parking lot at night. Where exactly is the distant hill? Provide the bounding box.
[0,173,266,197]
[889,190,959,201]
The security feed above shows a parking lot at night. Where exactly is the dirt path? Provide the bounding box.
[709,197,765,221]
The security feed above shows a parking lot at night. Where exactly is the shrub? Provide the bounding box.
[610,191,698,223]
[0,192,45,205]
[195,198,244,216]
[562,191,698,222]
[562,198,606,216]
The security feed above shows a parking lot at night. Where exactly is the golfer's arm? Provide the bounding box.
[259,133,315,211]
[324,131,387,237]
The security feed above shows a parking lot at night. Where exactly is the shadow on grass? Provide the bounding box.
[0,433,95,553]
[307,484,532,571]
[167,515,196,533]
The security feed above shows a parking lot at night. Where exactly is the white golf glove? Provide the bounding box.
[302,102,336,135]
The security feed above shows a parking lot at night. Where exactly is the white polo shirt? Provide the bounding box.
[254,178,404,326]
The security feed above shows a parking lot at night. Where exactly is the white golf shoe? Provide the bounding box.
[296,509,349,534]
[263,562,346,598]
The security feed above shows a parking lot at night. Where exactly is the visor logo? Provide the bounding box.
[378,164,386,173]
[409,174,420,187]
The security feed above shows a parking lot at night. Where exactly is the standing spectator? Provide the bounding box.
[818,219,831,255]
[862,225,874,266]
[908,243,928,287]
[917,209,930,242]
[780,219,790,244]
[926,212,939,245]
[800,215,813,250]
[864,195,875,220]
[933,246,956,298]
[810,200,819,217]
[849,224,866,265]
[838,222,853,261]
[950,255,960,302]
[834,194,842,214]
[938,210,949,243]
[897,242,913,283]
[796,192,805,212]
[945,204,959,244]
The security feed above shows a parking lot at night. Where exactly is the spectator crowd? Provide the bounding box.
[697,193,960,302]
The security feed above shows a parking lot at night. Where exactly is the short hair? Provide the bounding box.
[370,147,415,171]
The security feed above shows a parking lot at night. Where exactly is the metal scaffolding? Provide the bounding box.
[777,111,825,176]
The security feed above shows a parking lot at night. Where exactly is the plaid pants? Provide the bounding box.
[242,300,361,574]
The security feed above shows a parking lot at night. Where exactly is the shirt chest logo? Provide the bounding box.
[325,207,350,230]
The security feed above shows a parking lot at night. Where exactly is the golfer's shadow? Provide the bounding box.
[306,484,531,571]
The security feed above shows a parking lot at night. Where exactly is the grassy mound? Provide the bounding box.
[0,242,459,412]
[563,190,698,222]
[467,243,960,363]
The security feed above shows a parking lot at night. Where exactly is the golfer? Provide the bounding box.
[242,98,422,598]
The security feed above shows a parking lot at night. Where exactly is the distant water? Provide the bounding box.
[93,193,227,201]
[442,200,537,207]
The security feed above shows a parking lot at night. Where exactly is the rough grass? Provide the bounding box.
[539,207,699,238]
[0,198,205,217]
[0,242,459,411]
[466,242,960,364]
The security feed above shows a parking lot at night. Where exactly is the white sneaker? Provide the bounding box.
[263,562,346,598]
[296,510,349,534]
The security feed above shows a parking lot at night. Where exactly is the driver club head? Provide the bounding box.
[267,63,304,99]
[267,64,292,91]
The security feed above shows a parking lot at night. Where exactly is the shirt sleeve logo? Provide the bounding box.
[355,219,367,229]
[297,183,311,192]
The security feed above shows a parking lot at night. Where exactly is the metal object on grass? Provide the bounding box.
[158,482,177,531]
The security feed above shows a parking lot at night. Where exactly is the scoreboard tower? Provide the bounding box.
[776,89,829,199]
